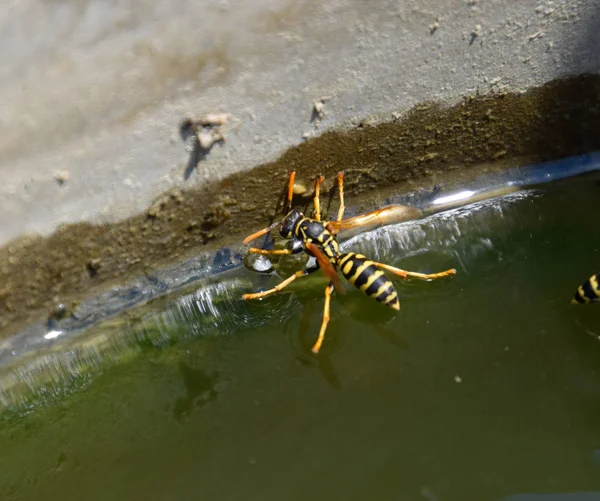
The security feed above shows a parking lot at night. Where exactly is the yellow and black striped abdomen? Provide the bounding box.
[572,273,600,304]
[338,252,399,310]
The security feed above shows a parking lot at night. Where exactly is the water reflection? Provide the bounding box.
[285,281,411,389]
[431,189,476,205]
[341,191,533,271]
[173,362,218,421]
[288,301,343,390]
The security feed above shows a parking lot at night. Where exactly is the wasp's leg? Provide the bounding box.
[312,282,335,354]
[285,171,296,212]
[313,175,325,221]
[373,262,457,280]
[248,248,293,255]
[336,171,345,222]
[242,266,319,300]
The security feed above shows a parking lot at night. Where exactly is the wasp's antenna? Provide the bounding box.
[242,220,281,245]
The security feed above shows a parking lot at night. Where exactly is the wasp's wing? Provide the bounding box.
[326,205,422,237]
[305,242,346,294]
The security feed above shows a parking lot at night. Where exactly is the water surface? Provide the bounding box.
[1,174,600,501]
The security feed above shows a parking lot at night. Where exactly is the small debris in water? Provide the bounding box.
[420,486,440,501]
[454,375,462,383]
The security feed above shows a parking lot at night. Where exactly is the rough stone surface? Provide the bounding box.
[1,0,599,245]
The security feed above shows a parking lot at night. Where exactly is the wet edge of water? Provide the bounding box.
[0,196,511,412]
[3,73,600,342]
[0,153,599,411]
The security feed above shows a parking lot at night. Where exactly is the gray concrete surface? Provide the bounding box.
[1,0,598,246]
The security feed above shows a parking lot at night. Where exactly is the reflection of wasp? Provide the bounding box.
[572,273,600,304]
[242,171,457,354]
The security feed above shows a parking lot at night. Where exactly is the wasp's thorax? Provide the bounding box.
[280,209,304,238]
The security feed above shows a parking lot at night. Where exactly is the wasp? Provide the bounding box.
[572,273,600,304]
[242,171,457,353]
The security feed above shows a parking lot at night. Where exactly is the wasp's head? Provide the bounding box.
[280,209,303,239]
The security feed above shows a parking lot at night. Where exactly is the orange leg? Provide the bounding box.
[336,171,345,222]
[248,248,292,255]
[313,175,325,221]
[242,269,311,300]
[312,282,334,354]
[286,171,296,212]
[373,262,456,280]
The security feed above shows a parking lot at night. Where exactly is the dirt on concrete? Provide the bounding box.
[1,74,600,339]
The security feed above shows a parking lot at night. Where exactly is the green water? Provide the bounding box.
[1,175,600,501]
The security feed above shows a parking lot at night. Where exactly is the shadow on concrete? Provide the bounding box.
[180,119,225,181]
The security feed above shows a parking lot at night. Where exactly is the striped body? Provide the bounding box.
[290,217,399,310]
[338,252,400,310]
[572,273,600,304]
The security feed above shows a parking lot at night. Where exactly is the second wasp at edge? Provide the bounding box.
[572,273,600,304]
